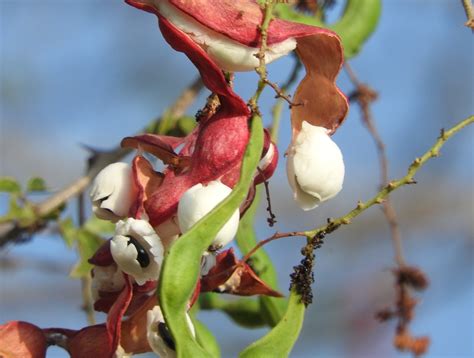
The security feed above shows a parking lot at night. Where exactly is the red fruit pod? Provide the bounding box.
[254,129,279,185]
[126,0,348,135]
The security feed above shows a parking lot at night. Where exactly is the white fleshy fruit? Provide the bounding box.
[286,122,345,211]
[146,305,195,358]
[155,0,296,72]
[177,181,240,250]
[90,162,134,222]
[110,218,164,285]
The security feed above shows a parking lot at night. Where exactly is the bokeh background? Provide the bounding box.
[1,0,473,357]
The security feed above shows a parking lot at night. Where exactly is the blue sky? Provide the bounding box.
[1,1,473,357]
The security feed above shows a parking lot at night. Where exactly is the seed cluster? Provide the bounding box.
[290,233,325,306]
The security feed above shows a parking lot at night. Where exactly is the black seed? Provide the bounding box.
[158,322,175,351]
[126,236,150,268]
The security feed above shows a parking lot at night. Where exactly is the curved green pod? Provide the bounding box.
[275,0,382,59]
[159,116,264,358]
[200,293,266,328]
[235,190,287,327]
[239,290,305,358]
[191,316,221,358]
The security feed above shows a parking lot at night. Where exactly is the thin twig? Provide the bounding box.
[242,231,306,263]
[168,77,204,118]
[304,115,474,238]
[461,0,474,30]
[263,78,302,108]
[248,1,276,113]
[0,77,204,246]
[36,177,92,218]
[345,63,432,354]
[242,116,474,259]
[77,190,96,325]
[256,167,277,227]
[270,56,302,141]
[345,62,405,267]
[158,77,204,133]
[80,275,95,325]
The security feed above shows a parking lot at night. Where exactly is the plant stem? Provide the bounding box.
[304,115,474,239]
[0,77,204,246]
[242,231,306,263]
[345,62,405,267]
[243,115,474,256]
[270,57,302,142]
[248,1,275,112]
[461,0,474,30]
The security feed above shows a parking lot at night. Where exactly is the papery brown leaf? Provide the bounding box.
[292,34,348,135]
[201,248,283,297]
[229,264,283,297]
[200,248,240,291]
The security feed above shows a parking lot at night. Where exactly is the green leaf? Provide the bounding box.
[239,290,305,358]
[178,116,197,134]
[191,316,221,358]
[236,189,286,327]
[4,196,22,219]
[26,177,47,192]
[58,218,77,247]
[0,196,36,226]
[59,218,105,277]
[331,0,382,58]
[159,116,264,358]
[158,110,174,135]
[42,202,66,221]
[200,293,266,328]
[83,216,115,236]
[0,177,21,193]
[259,295,288,329]
[70,228,104,278]
[274,0,382,59]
